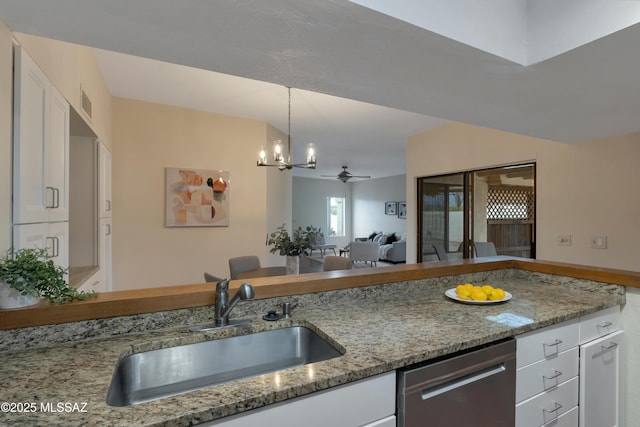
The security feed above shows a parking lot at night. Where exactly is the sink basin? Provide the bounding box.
[106,326,343,406]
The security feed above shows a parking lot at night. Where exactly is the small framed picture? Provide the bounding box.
[398,201,407,219]
[385,201,397,215]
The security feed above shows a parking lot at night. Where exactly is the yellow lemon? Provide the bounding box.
[481,285,494,294]
[456,287,472,300]
[470,289,488,301]
[463,283,474,291]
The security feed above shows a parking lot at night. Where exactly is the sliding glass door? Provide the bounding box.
[417,173,468,261]
[418,164,535,262]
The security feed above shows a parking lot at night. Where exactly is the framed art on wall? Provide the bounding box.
[398,201,407,219]
[165,167,230,227]
[385,201,397,215]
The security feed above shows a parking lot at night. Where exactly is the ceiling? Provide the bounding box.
[1,1,639,181]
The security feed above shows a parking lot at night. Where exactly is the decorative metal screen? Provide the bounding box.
[487,186,534,222]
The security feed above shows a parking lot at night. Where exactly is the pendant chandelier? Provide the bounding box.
[257,86,316,170]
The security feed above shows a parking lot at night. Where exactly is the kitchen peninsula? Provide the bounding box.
[0,257,634,426]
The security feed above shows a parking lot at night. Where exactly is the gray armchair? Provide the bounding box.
[349,241,380,266]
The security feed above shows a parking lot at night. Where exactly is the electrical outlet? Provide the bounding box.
[557,235,571,246]
[590,236,607,249]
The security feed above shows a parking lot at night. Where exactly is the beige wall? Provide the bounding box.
[0,20,12,253]
[407,122,640,272]
[111,97,287,290]
[407,122,640,425]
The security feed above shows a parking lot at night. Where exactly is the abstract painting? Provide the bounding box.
[165,167,230,227]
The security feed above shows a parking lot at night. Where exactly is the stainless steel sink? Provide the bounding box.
[106,326,343,406]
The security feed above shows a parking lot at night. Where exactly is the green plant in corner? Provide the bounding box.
[266,224,319,256]
[0,247,97,304]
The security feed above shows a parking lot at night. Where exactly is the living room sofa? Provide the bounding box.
[359,231,406,264]
[379,240,406,263]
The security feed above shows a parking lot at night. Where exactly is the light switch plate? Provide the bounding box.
[590,236,607,249]
[557,235,571,246]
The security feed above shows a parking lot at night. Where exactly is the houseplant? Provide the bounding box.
[0,247,96,308]
[266,224,319,274]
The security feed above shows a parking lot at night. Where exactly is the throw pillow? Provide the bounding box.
[376,233,390,244]
[385,233,397,245]
[368,231,378,241]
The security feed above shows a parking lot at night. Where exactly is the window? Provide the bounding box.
[327,197,345,237]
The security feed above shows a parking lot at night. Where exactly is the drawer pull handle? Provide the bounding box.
[543,402,563,413]
[543,339,563,347]
[543,370,562,380]
[597,321,613,328]
[601,342,618,352]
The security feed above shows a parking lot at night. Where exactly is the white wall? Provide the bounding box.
[407,121,640,424]
[352,174,407,239]
[292,177,352,250]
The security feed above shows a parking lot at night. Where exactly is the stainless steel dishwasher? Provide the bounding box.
[397,338,516,427]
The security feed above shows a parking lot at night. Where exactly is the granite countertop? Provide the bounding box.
[0,271,625,426]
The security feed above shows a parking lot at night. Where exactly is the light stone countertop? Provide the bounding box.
[0,269,625,426]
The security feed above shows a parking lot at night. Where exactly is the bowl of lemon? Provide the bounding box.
[445,283,512,304]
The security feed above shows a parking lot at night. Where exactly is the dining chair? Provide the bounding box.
[203,272,224,283]
[228,256,261,279]
[474,242,497,257]
[432,243,449,261]
[322,256,352,272]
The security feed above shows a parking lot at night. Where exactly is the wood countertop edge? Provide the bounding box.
[1,257,637,330]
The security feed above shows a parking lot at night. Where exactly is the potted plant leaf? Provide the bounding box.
[266,224,318,274]
[0,247,96,308]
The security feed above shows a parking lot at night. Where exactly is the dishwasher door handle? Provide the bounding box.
[421,363,506,400]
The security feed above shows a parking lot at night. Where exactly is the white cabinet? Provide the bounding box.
[13,222,69,271]
[13,46,69,225]
[99,217,112,292]
[516,307,622,427]
[579,310,623,427]
[77,269,101,293]
[203,372,396,427]
[98,142,112,218]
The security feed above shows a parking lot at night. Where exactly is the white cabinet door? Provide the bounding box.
[13,223,48,252]
[47,85,70,222]
[99,217,112,292]
[579,330,624,427]
[12,222,69,271]
[13,46,49,224]
[13,46,70,224]
[98,142,112,218]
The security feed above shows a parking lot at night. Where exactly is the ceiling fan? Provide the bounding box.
[321,166,371,183]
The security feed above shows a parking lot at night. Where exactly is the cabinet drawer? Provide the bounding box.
[543,406,578,427]
[517,319,579,368]
[206,372,396,427]
[516,376,578,427]
[516,347,578,403]
[579,306,620,345]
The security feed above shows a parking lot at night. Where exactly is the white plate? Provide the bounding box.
[445,288,512,305]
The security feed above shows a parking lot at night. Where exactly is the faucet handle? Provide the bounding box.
[216,278,229,291]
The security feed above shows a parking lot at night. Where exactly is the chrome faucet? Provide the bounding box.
[214,279,255,327]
